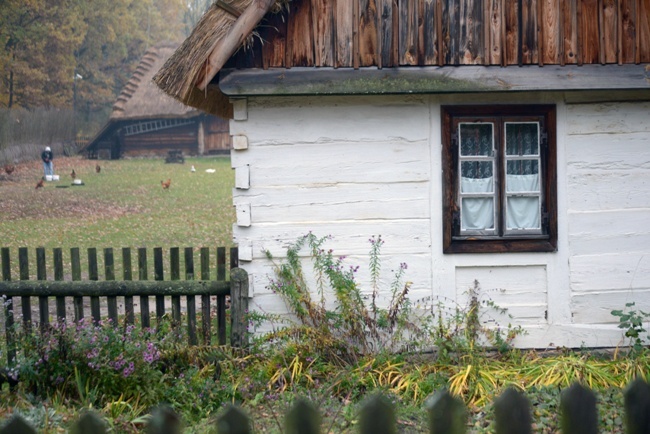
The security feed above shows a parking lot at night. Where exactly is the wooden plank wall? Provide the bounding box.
[204,116,232,152]
[230,0,650,68]
[123,124,198,156]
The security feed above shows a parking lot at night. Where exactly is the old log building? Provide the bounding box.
[84,43,231,160]
[155,0,650,348]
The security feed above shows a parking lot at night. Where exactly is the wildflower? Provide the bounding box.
[122,362,135,378]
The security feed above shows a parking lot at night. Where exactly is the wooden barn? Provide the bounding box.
[155,0,650,348]
[84,42,231,160]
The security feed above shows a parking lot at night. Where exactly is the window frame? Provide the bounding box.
[442,105,557,254]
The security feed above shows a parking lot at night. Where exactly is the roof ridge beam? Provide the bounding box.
[195,0,275,91]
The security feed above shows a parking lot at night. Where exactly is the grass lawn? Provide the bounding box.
[0,155,235,278]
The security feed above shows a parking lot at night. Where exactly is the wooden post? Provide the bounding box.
[624,379,650,434]
[200,247,211,345]
[170,247,181,326]
[105,248,118,325]
[71,411,107,434]
[494,387,532,434]
[230,268,249,347]
[154,247,165,330]
[138,247,150,329]
[285,399,321,434]
[88,248,101,323]
[216,405,251,434]
[53,248,66,321]
[71,247,83,322]
[426,389,467,434]
[359,394,396,434]
[0,414,37,434]
[123,248,134,325]
[185,247,198,346]
[230,246,239,269]
[36,247,49,331]
[217,246,227,345]
[560,382,598,434]
[18,247,31,331]
[2,247,16,367]
[147,405,182,434]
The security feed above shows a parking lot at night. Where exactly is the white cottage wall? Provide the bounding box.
[229,93,650,349]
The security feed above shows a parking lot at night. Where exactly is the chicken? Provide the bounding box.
[161,178,171,190]
[71,169,76,179]
[4,165,15,175]
[35,179,44,189]
[191,165,196,172]
[95,164,101,173]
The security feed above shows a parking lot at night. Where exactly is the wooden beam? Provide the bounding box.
[0,280,231,297]
[218,64,650,95]
[195,0,276,90]
[216,0,242,18]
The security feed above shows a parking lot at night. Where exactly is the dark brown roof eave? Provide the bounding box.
[217,64,650,96]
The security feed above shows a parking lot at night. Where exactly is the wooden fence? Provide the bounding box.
[0,246,248,368]
[1,379,650,433]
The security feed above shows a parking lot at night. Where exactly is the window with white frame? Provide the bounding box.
[442,105,557,253]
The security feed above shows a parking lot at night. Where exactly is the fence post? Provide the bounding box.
[359,394,396,434]
[53,248,66,321]
[185,247,198,345]
[0,414,36,434]
[138,247,150,329]
[426,389,467,434]
[217,405,251,434]
[123,247,135,325]
[494,387,531,434]
[36,247,49,331]
[18,247,31,331]
[105,248,118,325]
[560,382,597,434]
[285,398,321,434]
[70,411,107,434]
[217,246,227,345]
[71,247,83,321]
[230,267,249,348]
[146,405,181,434]
[154,247,164,330]
[624,378,650,434]
[1,248,16,368]
[200,247,211,345]
[88,247,100,322]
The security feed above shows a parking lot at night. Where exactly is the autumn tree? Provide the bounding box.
[0,0,187,127]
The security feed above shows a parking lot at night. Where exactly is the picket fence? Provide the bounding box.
[1,380,649,433]
[0,246,248,369]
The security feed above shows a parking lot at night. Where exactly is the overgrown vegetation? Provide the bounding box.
[611,302,650,355]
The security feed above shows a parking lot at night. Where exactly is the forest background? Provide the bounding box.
[0,0,213,148]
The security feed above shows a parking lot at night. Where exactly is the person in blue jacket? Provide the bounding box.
[41,146,53,178]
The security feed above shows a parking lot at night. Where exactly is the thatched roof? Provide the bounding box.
[112,42,199,120]
[153,0,281,118]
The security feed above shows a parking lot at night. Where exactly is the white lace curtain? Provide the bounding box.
[461,174,540,231]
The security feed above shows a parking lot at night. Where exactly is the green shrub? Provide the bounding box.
[262,233,422,364]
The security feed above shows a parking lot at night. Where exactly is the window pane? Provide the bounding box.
[461,161,493,190]
[505,123,539,156]
[461,198,494,230]
[460,123,493,156]
[506,160,539,193]
[506,197,540,230]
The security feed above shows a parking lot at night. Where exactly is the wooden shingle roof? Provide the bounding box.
[155,0,650,117]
